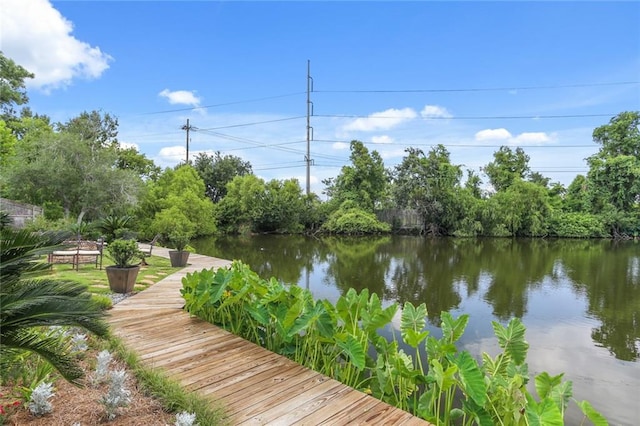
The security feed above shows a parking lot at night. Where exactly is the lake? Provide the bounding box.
[192,235,640,425]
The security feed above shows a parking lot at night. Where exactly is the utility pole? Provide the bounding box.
[305,60,314,195]
[181,119,195,164]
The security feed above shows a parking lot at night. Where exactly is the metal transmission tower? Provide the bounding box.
[181,119,197,164]
[306,60,314,195]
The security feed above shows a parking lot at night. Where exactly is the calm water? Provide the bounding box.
[192,235,640,425]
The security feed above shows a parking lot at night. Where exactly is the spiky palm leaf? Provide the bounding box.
[1,228,70,283]
[0,229,108,384]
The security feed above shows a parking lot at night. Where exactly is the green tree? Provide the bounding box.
[4,131,142,222]
[586,112,640,236]
[563,175,589,212]
[140,165,216,238]
[56,110,119,149]
[482,146,530,192]
[193,151,252,202]
[0,119,17,168]
[0,229,108,384]
[213,174,265,234]
[254,179,306,233]
[115,146,161,181]
[0,52,34,120]
[323,140,388,212]
[487,179,551,236]
[392,145,463,235]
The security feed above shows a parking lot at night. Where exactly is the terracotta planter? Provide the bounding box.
[106,265,140,294]
[169,250,190,267]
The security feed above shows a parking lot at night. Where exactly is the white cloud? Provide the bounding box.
[1,0,112,91]
[343,108,417,132]
[159,89,201,107]
[513,132,552,144]
[475,128,555,145]
[332,142,350,150]
[158,146,186,161]
[420,105,452,119]
[475,128,513,141]
[371,135,393,144]
[119,142,139,150]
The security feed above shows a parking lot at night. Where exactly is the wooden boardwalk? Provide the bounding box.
[108,248,431,425]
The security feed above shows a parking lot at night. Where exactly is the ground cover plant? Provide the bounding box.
[181,261,608,425]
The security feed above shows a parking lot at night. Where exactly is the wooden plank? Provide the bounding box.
[234,376,346,425]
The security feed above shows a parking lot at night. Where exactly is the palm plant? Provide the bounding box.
[0,229,109,384]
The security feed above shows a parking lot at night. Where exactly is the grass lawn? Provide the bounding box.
[44,256,179,301]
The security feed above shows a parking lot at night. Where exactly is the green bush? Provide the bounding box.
[548,212,607,238]
[322,201,390,234]
[105,239,141,267]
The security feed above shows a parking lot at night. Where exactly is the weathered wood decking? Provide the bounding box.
[108,248,431,425]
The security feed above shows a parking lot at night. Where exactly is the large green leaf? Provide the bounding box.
[454,351,487,406]
[337,333,366,370]
[401,302,428,348]
[534,372,564,400]
[577,400,609,426]
[362,294,397,336]
[441,311,469,344]
[492,318,529,365]
[525,394,564,426]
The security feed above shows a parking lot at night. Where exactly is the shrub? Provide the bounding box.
[322,201,390,234]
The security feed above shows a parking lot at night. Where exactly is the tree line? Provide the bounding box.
[1,52,638,240]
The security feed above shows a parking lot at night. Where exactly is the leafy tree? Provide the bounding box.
[586,112,640,236]
[214,174,265,234]
[528,171,551,188]
[323,140,388,212]
[563,175,589,212]
[0,119,17,168]
[486,179,551,237]
[193,151,252,202]
[464,169,483,199]
[254,179,306,233]
[0,229,108,384]
[56,110,119,148]
[115,146,160,181]
[482,146,530,192]
[0,52,34,120]
[392,145,463,235]
[4,131,142,223]
[139,165,216,238]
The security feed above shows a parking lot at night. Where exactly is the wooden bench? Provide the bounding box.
[48,240,104,270]
[138,234,160,257]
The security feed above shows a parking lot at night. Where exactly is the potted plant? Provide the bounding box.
[167,231,193,267]
[105,239,142,293]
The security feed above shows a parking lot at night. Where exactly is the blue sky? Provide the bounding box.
[4,0,639,195]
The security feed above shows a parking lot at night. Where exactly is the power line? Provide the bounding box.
[315,113,619,120]
[315,81,640,94]
[139,92,306,115]
[196,116,305,131]
[313,139,598,148]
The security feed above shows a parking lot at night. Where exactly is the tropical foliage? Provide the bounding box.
[181,262,608,425]
[0,229,109,384]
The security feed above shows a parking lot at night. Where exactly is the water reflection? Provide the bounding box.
[194,235,640,363]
